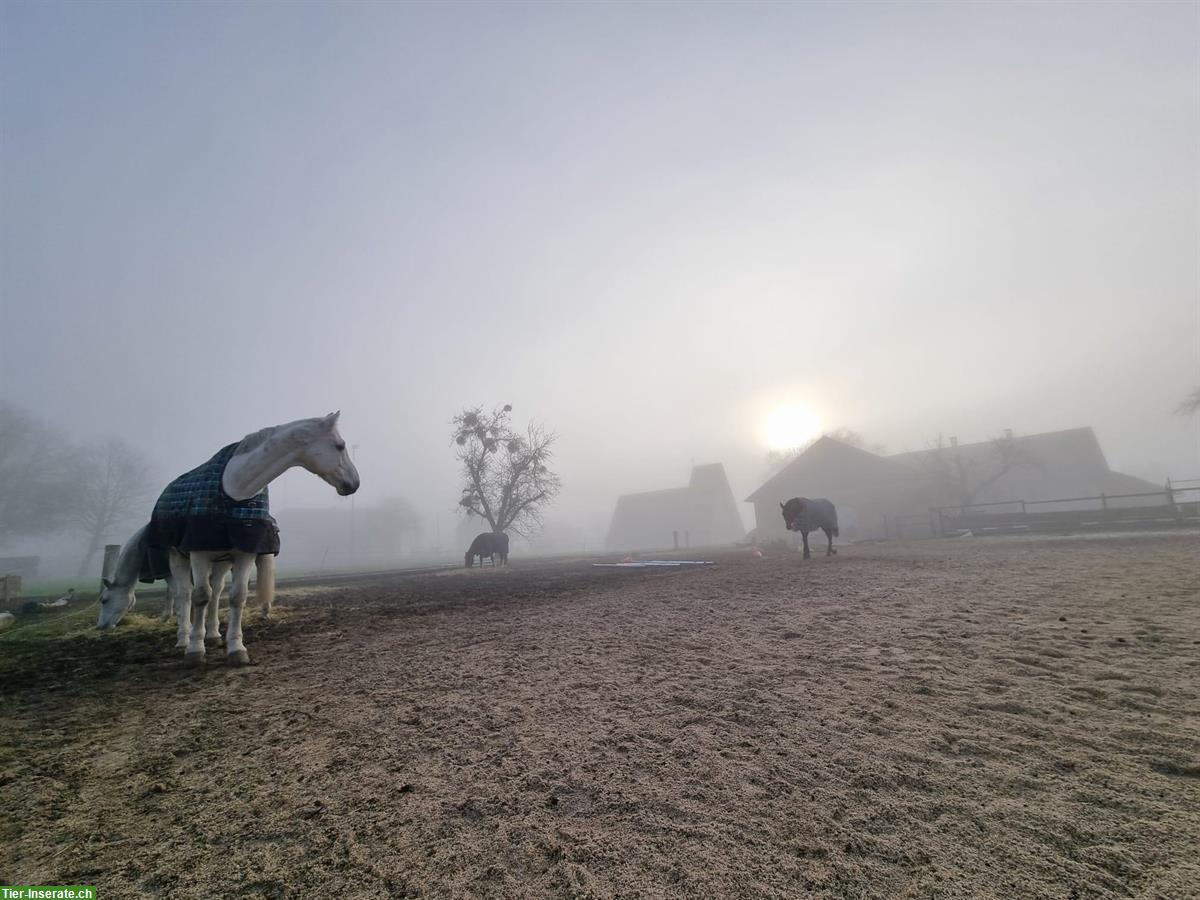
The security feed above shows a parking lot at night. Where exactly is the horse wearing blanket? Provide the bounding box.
[780,497,839,559]
[97,413,360,666]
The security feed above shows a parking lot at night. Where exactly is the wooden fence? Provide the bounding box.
[932,483,1200,537]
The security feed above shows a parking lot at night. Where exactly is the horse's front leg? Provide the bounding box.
[226,554,255,666]
[185,556,214,665]
[825,528,837,556]
[801,531,812,560]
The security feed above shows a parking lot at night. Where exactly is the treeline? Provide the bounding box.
[0,401,153,576]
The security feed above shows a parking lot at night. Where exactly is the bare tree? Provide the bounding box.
[451,404,561,538]
[1177,387,1200,416]
[69,438,154,576]
[918,434,1040,508]
[0,401,78,548]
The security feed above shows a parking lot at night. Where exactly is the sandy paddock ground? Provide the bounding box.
[1,533,1198,899]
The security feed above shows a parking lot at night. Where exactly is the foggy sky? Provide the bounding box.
[2,1,1197,544]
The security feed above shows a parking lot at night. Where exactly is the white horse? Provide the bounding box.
[96,412,360,666]
[97,526,232,641]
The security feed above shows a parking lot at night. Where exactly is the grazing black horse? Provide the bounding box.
[465,532,509,568]
[780,497,839,559]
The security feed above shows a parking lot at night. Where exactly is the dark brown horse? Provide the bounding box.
[465,532,509,567]
[780,497,839,559]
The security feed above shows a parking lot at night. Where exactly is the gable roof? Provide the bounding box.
[889,427,1107,477]
[607,463,745,549]
[890,427,1113,504]
[1101,470,1164,496]
[745,436,911,503]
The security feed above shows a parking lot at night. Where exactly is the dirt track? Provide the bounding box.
[2,534,1199,898]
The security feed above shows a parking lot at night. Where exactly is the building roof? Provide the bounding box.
[607,463,745,549]
[747,427,1161,508]
[890,427,1109,504]
[745,436,911,503]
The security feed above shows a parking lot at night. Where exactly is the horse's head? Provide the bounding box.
[297,411,361,496]
[780,498,804,531]
[96,577,135,629]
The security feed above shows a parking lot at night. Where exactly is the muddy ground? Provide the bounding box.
[1,533,1198,899]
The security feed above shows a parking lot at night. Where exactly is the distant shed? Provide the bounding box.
[607,463,745,551]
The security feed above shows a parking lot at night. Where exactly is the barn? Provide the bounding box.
[746,428,1164,543]
[606,463,745,551]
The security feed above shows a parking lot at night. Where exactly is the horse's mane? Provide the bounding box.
[233,426,279,456]
[232,417,326,457]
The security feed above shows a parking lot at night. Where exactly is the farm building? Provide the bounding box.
[747,428,1165,542]
[747,438,927,543]
[607,463,745,551]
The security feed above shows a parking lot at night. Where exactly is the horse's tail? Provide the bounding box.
[256,554,276,616]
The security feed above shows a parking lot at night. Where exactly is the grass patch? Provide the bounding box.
[18,576,106,597]
[0,610,178,688]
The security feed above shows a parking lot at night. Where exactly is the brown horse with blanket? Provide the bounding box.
[780,497,839,559]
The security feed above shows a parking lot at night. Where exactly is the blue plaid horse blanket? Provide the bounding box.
[140,443,280,583]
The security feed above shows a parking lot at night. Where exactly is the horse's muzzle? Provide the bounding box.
[336,478,360,496]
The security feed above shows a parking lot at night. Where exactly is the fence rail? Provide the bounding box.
[931,484,1200,537]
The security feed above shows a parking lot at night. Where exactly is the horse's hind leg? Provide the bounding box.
[205,560,231,643]
[158,584,175,623]
[169,551,192,648]
[256,554,275,619]
[185,555,214,665]
[225,554,255,666]
[824,527,837,556]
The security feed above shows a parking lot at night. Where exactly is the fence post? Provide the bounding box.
[673,531,679,550]
[928,507,937,538]
[1100,493,1108,511]
[1165,480,1181,520]
[102,545,121,581]
[1020,500,1026,515]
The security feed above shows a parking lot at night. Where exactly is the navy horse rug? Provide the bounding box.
[139,443,280,583]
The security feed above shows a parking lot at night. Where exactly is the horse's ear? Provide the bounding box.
[779,502,785,509]
[323,411,341,428]
[101,578,113,590]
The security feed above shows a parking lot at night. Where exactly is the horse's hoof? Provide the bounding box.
[184,651,206,667]
[228,649,250,666]
[205,633,222,644]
